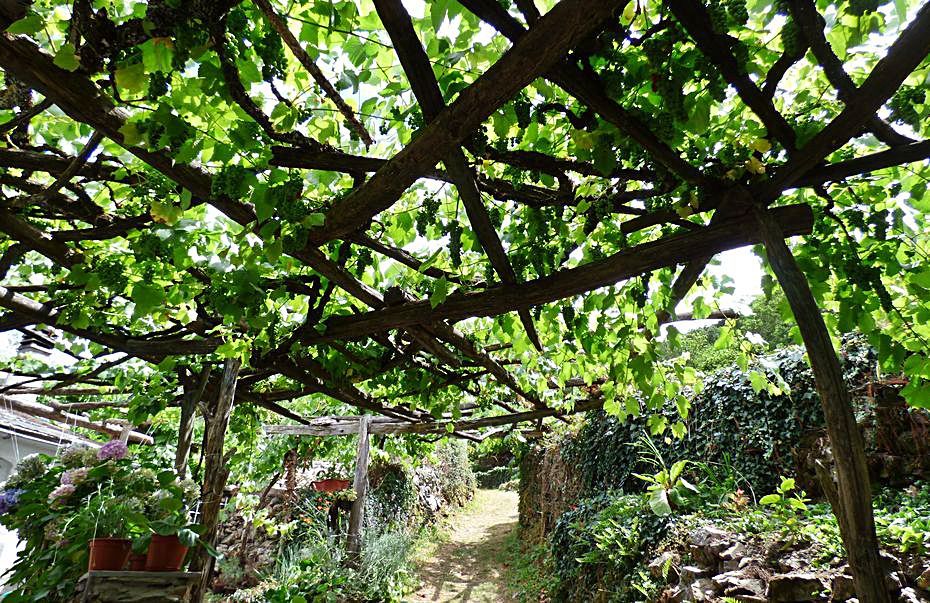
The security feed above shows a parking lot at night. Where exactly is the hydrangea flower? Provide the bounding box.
[0,489,24,515]
[48,484,76,503]
[59,444,93,468]
[60,468,89,486]
[96,440,128,461]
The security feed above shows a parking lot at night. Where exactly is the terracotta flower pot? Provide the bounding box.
[88,538,131,571]
[145,534,188,572]
[128,552,147,571]
[312,478,351,492]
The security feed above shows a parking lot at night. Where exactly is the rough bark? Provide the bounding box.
[754,206,889,603]
[190,358,241,603]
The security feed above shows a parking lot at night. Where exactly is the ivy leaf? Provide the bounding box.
[53,44,80,72]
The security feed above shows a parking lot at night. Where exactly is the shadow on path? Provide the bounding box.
[409,489,519,602]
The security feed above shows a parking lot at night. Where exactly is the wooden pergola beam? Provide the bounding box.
[0,394,153,444]
[303,204,813,343]
[262,397,604,437]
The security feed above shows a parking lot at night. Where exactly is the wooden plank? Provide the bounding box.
[263,398,606,439]
[754,206,889,603]
[373,0,542,351]
[346,415,371,560]
[0,394,153,444]
[300,204,814,343]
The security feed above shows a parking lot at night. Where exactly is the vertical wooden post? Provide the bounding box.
[754,206,889,603]
[189,358,241,603]
[176,365,211,479]
[346,415,371,560]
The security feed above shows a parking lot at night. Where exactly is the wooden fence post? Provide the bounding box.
[189,358,241,603]
[754,206,889,603]
[346,415,371,561]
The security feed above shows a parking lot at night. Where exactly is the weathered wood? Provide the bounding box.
[346,415,371,560]
[264,398,605,438]
[302,204,814,343]
[0,394,153,444]
[310,0,627,244]
[793,139,930,187]
[77,570,199,603]
[175,365,212,479]
[252,0,372,146]
[373,0,542,350]
[754,206,889,603]
[190,358,241,603]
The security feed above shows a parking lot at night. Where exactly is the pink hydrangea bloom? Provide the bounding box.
[96,440,128,461]
[60,468,89,486]
[48,484,76,503]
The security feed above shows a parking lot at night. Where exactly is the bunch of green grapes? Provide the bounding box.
[282,227,309,255]
[255,29,288,81]
[513,94,532,129]
[781,18,805,57]
[848,0,881,16]
[724,0,749,25]
[416,196,441,237]
[132,232,165,261]
[147,72,170,99]
[211,165,249,199]
[355,247,373,273]
[95,257,129,293]
[889,86,925,129]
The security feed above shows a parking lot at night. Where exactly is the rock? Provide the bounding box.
[882,551,903,573]
[721,542,748,571]
[887,571,905,592]
[649,551,681,581]
[689,525,732,565]
[712,570,766,597]
[679,565,712,585]
[767,572,827,602]
[658,585,684,603]
[658,586,685,603]
[689,578,719,601]
[831,573,855,601]
[899,587,930,603]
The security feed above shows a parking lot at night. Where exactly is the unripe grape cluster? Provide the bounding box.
[95,257,128,293]
[889,86,925,129]
[416,196,441,237]
[211,165,249,199]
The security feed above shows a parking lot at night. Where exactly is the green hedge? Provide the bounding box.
[563,336,874,497]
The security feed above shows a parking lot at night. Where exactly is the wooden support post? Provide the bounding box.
[175,366,211,479]
[346,415,371,561]
[189,358,241,603]
[754,206,889,603]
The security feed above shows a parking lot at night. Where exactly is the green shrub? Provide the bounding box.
[433,440,476,507]
[549,493,669,602]
[564,336,874,496]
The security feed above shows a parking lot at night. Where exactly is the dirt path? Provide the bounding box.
[409,489,519,602]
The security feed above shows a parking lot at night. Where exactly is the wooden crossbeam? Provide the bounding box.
[263,397,603,438]
[0,394,153,444]
[302,204,813,343]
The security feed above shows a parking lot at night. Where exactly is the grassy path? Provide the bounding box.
[408,489,519,602]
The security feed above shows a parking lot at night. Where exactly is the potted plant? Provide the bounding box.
[77,494,136,571]
[142,475,212,571]
[312,463,352,492]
